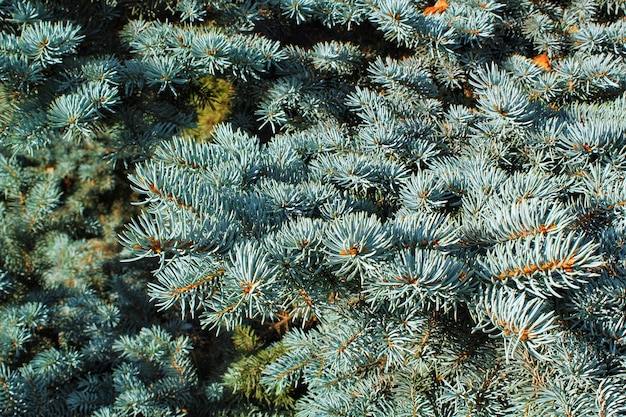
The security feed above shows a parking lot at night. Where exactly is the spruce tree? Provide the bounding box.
[121,1,626,415]
[3,0,626,416]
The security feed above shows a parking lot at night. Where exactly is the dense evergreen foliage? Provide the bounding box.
[2,0,626,416]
